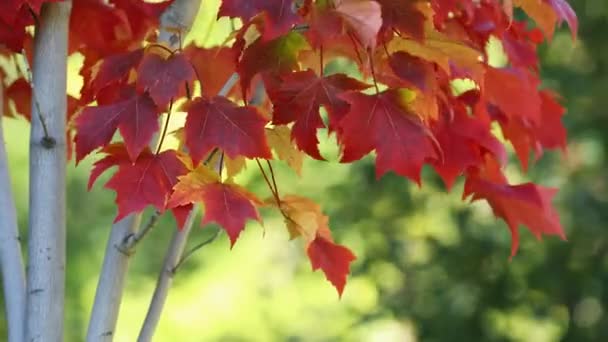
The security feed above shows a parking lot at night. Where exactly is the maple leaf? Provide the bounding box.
[334,0,382,49]
[169,204,193,230]
[89,145,189,221]
[184,46,237,97]
[0,6,32,52]
[81,48,144,102]
[376,0,426,41]
[464,156,565,257]
[69,0,134,56]
[74,90,159,162]
[388,51,437,93]
[110,0,173,40]
[3,78,31,120]
[87,143,131,190]
[0,0,60,25]
[268,69,369,159]
[545,0,578,40]
[265,125,304,175]
[236,31,308,95]
[501,21,541,70]
[495,89,567,170]
[170,166,262,247]
[274,195,356,295]
[302,0,344,49]
[183,96,272,165]
[338,89,440,183]
[219,0,303,41]
[136,51,194,108]
[387,23,483,79]
[307,233,356,296]
[483,66,541,124]
[432,102,506,190]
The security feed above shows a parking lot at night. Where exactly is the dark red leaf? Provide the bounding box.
[75,91,159,162]
[219,0,303,40]
[183,96,272,165]
[269,69,369,159]
[136,52,194,108]
[100,146,188,221]
[307,234,356,296]
[464,156,566,257]
[338,89,440,183]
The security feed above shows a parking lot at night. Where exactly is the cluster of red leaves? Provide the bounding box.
[0,0,577,295]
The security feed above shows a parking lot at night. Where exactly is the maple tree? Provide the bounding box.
[0,0,578,340]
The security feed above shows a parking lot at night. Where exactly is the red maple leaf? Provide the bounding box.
[235,31,307,96]
[268,69,369,159]
[198,183,261,247]
[271,195,357,295]
[91,145,188,221]
[136,51,194,108]
[333,0,383,49]
[307,233,356,297]
[170,167,263,247]
[432,101,506,190]
[495,89,567,170]
[184,46,237,97]
[183,96,272,165]
[0,5,33,52]
[219,0,303,40]
[69,0,134,56]
[0,0,61,25]
[3,78,31,120]
[74,89,159,162]
[483,66,541,123]
[80,48,144,102]
[376,0,426,41]
[464,156,566,257]
[388,51,437,93]
[338,89,440,183]
[110,0,173,40]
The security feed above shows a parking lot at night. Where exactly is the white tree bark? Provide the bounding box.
[137,209,197,342]
[0,85,26,342]
[25,2,72,342]
[86,1,202,340]
[85,215,141,341]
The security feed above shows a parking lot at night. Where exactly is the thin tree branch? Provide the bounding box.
[86,1,203,340]
[25,2,72,341]
[137,208,198,342]
[173,229,221,273]
[0,82,26,342]
[116,211,161,255]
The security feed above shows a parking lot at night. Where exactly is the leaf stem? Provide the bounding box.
[266,160,280,199]
[368,49,380,94]
[172,229,221,273]
[155,100,173,155]
[256,159,280,203]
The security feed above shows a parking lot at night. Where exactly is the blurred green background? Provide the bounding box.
[2,0,607,341]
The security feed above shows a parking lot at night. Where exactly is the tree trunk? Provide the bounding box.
[85,215,141,341]
[0,85,26,342]
[86,1,202,340]
[24,2,72,341]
